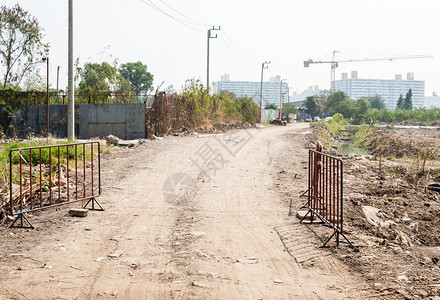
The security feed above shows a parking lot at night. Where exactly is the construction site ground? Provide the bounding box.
[0,123,440,299]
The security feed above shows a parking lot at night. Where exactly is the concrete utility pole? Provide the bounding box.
[279,78,287,118]
[56,66,60,93]
[67,0,75,140]
[206,26,220,92]
[259,61,270,123]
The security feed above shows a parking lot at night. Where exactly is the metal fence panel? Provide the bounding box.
[9,142,103,228]
[300,148,351,247]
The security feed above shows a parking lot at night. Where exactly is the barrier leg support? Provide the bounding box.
[83,198,105,211]
[321,228,353,248]
[299,209,314,224]
[10,214,35,229]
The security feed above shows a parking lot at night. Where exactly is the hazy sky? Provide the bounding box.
[3,0,439,96]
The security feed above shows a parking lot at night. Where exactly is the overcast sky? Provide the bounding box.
[3,0,439,96]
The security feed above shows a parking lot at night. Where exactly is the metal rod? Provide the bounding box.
[40,148,42,208]
[75,144,78,200]
[98,142,101,195]
[9,150,13,216]
[19,151,23,212]
[307,151,311,208]
[83,143,86,199]
[30,150,33,210]
[67,145,69,202]
[340,160,343,240]
[91,144,94,196]
[49,147,52,205]
[58,146,61,203]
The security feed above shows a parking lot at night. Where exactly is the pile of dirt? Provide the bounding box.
[198,122,253,133]
[310,125,440,299]
[357,126,440,159]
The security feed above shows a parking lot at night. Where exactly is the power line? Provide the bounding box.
[221,30,258,64]
[139,0,205,33]
[157,0,211,27]
[218,36,255,68]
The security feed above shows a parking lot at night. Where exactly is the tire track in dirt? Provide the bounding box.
[167,124,367,299]
[0,125,369,299]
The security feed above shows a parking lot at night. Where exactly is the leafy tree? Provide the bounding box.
[325,91,348,116]
[353,98,371,124]
[119,61,153,94]
[404,88,413,110]
[281,103,299,115]
[77,61,118,93]
[324,91,359,118]
[397,94,404,109]
[304,96,321,117]
[264,103,278,110]
[0,4,49,88]
[367,95,385,110]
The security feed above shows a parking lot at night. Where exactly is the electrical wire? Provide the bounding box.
[221,30,258,64]
[157,0,211,27]
[218,36,255,68]
[139,0,205,33]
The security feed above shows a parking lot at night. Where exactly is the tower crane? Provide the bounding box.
[304,51,433,92]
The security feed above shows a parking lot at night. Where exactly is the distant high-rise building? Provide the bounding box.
[290,86,329,107]
[213,74,289,105]
[423,92,440,108]
[221,74,230,82]
[335,72,425,109]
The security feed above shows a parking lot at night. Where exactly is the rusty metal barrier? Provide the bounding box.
[300,146,351,247]
[9,142,103,229]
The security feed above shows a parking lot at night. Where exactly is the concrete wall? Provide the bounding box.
[0,103,145,139]
[261,109,278,123]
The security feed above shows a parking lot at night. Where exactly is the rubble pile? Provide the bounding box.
[311,125,440,298]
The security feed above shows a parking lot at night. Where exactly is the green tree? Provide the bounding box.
[77,61,118,93]
[353,98,371,124]
[396,94,404,109]
[367,95,385,110]
[264,103,278,110]
[304,96,321,117]
[0,4,49,88]
[119,61,153,94]
[281,103,299,115]
[404,88,413,110]
[325,91,348,116]
[324,91,359,118]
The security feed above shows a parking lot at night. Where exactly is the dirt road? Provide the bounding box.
[0,123,369,299]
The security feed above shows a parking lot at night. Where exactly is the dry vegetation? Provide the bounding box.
[310,125,440,299]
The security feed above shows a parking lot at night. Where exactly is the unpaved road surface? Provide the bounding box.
[0,123,370,299]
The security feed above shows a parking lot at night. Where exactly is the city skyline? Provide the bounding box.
[1,0,439,96]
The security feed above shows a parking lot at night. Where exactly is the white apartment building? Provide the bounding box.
[423,92,440,108]
[213,74,289,106]
[335,72,425,109]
